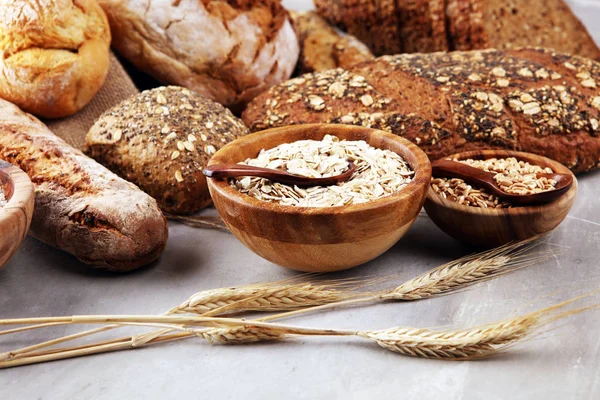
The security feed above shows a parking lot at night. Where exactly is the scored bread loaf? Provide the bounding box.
[0,99,168,271]
[243,47,600,174]
[98,0,298,110]
[0,0,111,119]
[315,0,600,60]
[290,11,374,74]
[85,86,249,214]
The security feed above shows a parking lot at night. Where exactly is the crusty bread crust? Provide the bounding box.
[0,0,111,119]
[0,99,168,271]
[85,86,250,214]
[98,0,298,110]
[290,11,374,74]
[242,48,600,174]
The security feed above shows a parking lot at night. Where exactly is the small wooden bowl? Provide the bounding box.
[207,124,432,272]
[0,161,35,269]
[424,150,578,247]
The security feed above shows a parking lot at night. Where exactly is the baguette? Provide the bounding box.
[0,99,168,271]
[242,48,600,174]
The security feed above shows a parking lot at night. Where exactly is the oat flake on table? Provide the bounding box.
[231,135,414,207]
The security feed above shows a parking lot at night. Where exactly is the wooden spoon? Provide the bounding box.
[431,159,573,205]
[203,162,357,187]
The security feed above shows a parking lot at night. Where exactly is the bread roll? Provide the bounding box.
[0,99,168,271]
[243,48,600,174]
[85,86,250,214]
[97,0,299,110]
[0,0,111,119]
[290,11,374,74]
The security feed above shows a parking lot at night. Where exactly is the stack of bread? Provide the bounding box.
[1,0,600,271]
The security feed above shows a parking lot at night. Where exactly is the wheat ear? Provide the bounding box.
[0,294,596,368]
[0,238,548,361]
[164,213,229,232]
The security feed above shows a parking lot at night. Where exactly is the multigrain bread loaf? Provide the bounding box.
[473,0,600,60]
[290,11,374,74]
[0,99,168,271]
[85,86,249,214]
[314,0,402,56]
[0,0,111,119]
[243,48,600,174]
[315,0,600,60]
[98,0,298,110]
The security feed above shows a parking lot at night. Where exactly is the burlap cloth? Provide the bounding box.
[45,53,140,150]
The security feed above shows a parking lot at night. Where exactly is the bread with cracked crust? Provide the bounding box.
[0,0,111,119]
[85,86,250,214]
[0,99,168,271]
[97,0,299,110]
[242,48,600,174]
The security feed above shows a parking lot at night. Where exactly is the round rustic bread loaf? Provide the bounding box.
[0,0,111,119]
[98,0,299,110]
[85,86,250,214]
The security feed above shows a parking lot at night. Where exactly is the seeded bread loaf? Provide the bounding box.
[474,0,600,61]
[0,0,111,118]
[315,0,600,60]
[85,87,249,214]
[98,0,298,110]
[0,99,168,271]
[243,48,600,174]
[291,11,374,74]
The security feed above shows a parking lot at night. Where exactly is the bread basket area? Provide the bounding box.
[1,0,600,398]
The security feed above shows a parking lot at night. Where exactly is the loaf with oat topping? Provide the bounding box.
[86,86,249,214]
[242,48,600,173]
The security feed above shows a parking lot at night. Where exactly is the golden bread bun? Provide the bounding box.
[0,0,111,118]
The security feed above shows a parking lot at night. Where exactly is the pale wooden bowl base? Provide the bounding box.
[228,220,414,272]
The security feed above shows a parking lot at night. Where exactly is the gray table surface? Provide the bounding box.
[2,1,600,399]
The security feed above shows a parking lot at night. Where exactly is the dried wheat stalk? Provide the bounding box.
[0,294,595,368]
[0,238,551,365]
[164,213,229,232]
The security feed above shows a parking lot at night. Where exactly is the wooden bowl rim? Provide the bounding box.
[207,124,432,216]
[0,161,33,212]
[426,149,578,215]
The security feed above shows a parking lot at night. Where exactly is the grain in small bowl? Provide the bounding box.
[206,124,431,272]
[424,150,577,247]
[0,161,34,269]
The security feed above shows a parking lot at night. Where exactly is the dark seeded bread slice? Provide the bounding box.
[314,0,402,56]
[477,0,600,61]
[397,0,449,53]
[445,0,472,50]
[243,48,600,173]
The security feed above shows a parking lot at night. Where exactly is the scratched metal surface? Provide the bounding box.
[1,1,600,399]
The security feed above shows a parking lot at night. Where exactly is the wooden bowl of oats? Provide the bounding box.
[0,160,35,269]
[206,124,431,272]
[424,150,577,247]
